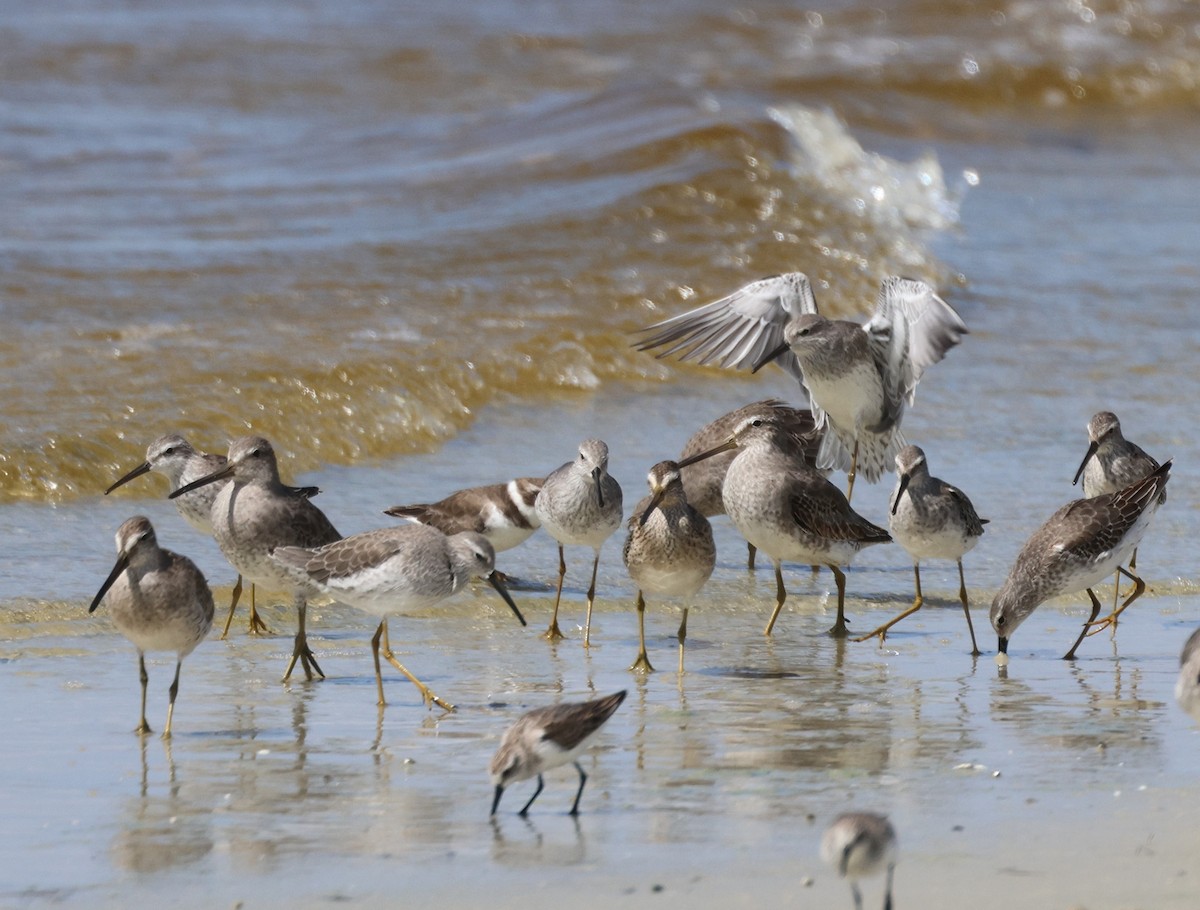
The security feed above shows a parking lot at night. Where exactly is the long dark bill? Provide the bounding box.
[488,572,526,626]
[891,473,911,516]
[490,784,505,816]
[1072,441,1099,487]
[89,552,130,614]
[751,341,790,374]
[104,461,152,495]
[170,464,234,499]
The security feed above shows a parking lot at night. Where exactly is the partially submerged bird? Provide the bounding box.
[635,272,966,501]
[489,690,626,817]
[89,516,214,737]
[384,477,543,554]
[990,460,1171,661]
[820,811,898,910]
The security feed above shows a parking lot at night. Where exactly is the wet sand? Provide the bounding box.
[3,382,1199,909]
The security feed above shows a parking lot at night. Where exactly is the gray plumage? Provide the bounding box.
[489,690,626,816]
[686,413,890,637]
[271,523,524,711]
[855,445,985,653]
[1074,411,1164,501]
[635,273,966,495]
[89,516,214,737]
[623,461,716,673]
[820,812,898,910]
[534,438,623,646]
[169,436,340,680]
[1175,628,1200,724]
[990,460,1170,660]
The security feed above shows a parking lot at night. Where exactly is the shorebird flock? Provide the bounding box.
[91,270,1189,899]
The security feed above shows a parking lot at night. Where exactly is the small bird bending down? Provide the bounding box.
[683,413,891,637]
[1072,410,1164,616]
[490,690,626,817]
[991,460,1171,661]
[170,436,340,681]
[635,272,966,501]
[854,445,986,654]
[271,523,525,712]
[384,477,543,554]
[535,439,623,646]
[89,516,215,737]
[820,812,898,910]
[623,460,716,674]
[106,433,319,638]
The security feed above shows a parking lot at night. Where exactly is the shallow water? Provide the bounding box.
[5,0,1200,907]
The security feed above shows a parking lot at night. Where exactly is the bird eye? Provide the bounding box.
[996,615,1006,628]
[751,418,763,427]
[798,327,811,337]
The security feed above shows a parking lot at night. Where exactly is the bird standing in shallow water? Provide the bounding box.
[635,272,966,502]
[820,812,898,910]
[271,523,524,712]
[683,413,891,637]
[90,516,214,737]
[991,460,1170,661]
[676,399,822,570]
[1073,410,1164,617]
[535,439,623,646]
[489,690,626,817]
[170,436,340,681]
[106,433,318,638]
[623,460,716,674]
[855,445,986,654]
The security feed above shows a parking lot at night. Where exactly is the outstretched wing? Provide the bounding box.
[865,277,968,427]
[633,273,818,387]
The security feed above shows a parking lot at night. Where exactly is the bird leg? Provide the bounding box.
[543,545,567,642]
[746,542,757,571]
[518,773,545,816]
[568,760,588,816]
[854,563,923,645]
[219,575,243,640]
[135,652,152,735]
[958,558,981,656]
[375,620,455,712]
[282,595,325,681]
[628,591,654,673]
[1086,564,1145,638]
[247,582,270,635]
[763,561,788,636]
[677,607,689,675]
[583,549,601,648]
[162,658,182,739]
[1063,588,1103,659]
[849,881,863,910]
[845,439,860,503]
[827,565,849,637]
[884,861,895,910]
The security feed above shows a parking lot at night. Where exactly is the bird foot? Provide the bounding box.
[628,653,655,674]
[851,626,889,645]
[283,635,325,681]
[1084,613,1119,637]
[247,607,272,636]
[827,620,850,638]
[542,622,566,643]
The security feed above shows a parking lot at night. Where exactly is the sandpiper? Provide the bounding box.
[685,414,891,637]
[535,439,623,646]
[271,523,525,712]
[635,273,967,501]
[990,460,1170,661]
[384,477,543,553]
[622,460,716,674]
[105,433,319,637]
[89,516,214,737]
[170,436,340,681]
[854,445,986,654]
[1175,628,1200,724]
[677,399,822,570]
[489,689,626,817]
[820,812,898,910]
[1073,410,1164,614]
